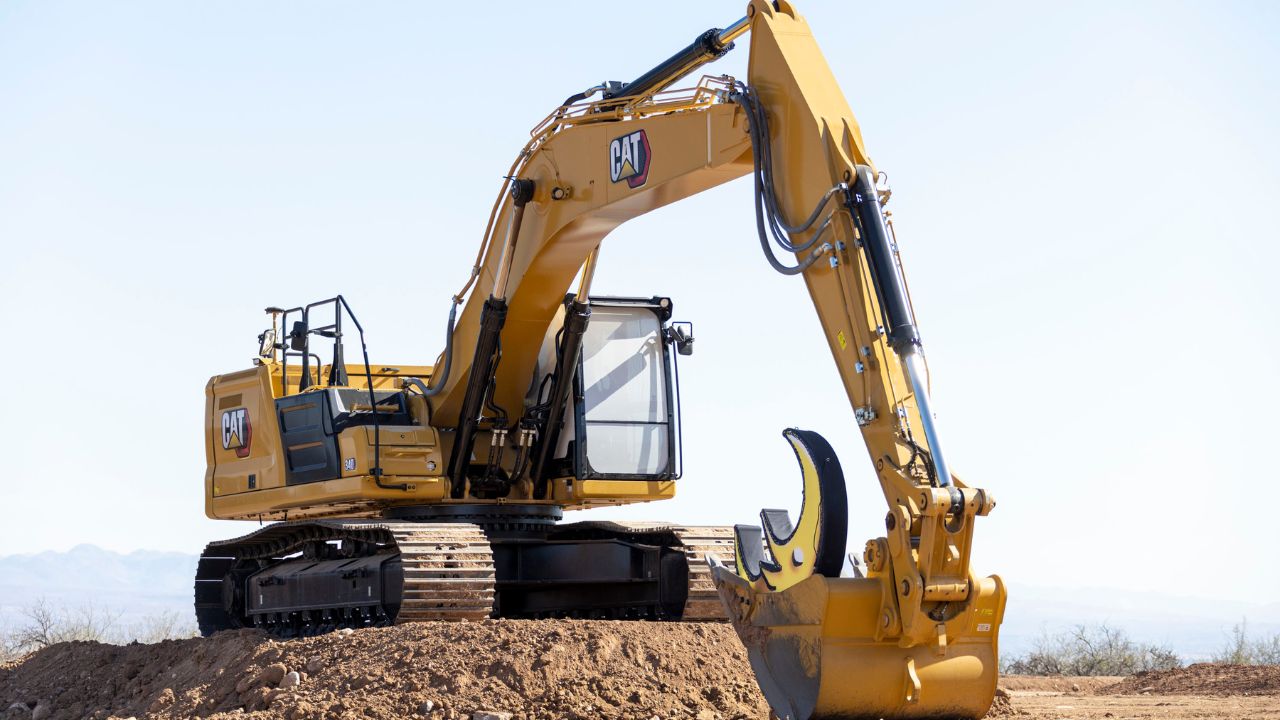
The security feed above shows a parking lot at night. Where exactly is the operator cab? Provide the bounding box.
[536,295,693,483]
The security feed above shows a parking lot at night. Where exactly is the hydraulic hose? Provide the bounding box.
[732,83,839,275]
[403,299,460,398]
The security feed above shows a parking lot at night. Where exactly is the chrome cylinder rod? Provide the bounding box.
[574,245,601,303]
[718,16,751,46]
[492,179,536,300]
[902,350,953,488]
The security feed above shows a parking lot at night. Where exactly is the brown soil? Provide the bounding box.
[1007,692,1280,719]
[1004,670,1280,720]
[0,621,767,720]
[984,688,1017,717]
[5,625,1279,720]
[1101,663,1280,696]
[997,676,1122,693]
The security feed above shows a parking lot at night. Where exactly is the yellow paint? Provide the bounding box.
[573,479,676,501]
[201,1,1005,715]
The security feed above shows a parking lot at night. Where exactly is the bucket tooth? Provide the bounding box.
[732,524,765,580]
[760,508,794,542]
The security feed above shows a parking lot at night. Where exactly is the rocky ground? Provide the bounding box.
[2,621,1278,720]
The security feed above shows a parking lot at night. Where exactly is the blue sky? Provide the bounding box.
[1,1,1277,610]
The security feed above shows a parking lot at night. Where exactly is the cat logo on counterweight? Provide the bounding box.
[221,408,252,458]
[609,130,651,189]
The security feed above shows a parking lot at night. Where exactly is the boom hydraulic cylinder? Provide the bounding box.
[446,179,535,497]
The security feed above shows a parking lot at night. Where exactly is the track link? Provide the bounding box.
[195,520,495,634]
[669,526,737,620]
[392,523,494,622]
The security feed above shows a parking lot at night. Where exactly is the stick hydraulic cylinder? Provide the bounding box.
[849,166,953,488]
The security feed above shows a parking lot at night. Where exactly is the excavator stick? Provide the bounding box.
[711,429,1006,720]
[701,3,1007,717]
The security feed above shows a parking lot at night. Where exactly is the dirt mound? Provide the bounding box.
[0,620,768,720]
[983,688,1021,717]
[998,676,1120,693]
[1101,663,1280,696]
[1,620,1026,720]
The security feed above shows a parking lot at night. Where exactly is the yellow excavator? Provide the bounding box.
[197,2,1005,717]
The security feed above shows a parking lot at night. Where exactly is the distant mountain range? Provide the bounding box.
[2,545,1276,661]
[0,544,197,632]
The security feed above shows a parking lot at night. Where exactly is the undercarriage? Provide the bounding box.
[194,506,732,636]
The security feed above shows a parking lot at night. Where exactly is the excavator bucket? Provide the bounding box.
[710,429,1007,720]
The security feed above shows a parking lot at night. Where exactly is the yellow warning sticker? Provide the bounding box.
[837,331,848,350]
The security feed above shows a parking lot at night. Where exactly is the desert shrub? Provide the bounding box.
[2,598,197,657]
[1003,623,1182,676]
[126,609,198,644]
[1212,620,1280,665]
[0,623,22,662]
[12,597,119,649]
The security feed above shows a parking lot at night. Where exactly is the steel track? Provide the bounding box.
[194,519,735,635]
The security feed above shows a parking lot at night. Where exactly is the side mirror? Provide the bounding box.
[257,328,277,358]
[289,320,308,351]
[668,323,694,356]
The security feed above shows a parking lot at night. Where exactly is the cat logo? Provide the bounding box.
[221,408,252,459]
[608,130,651,189]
